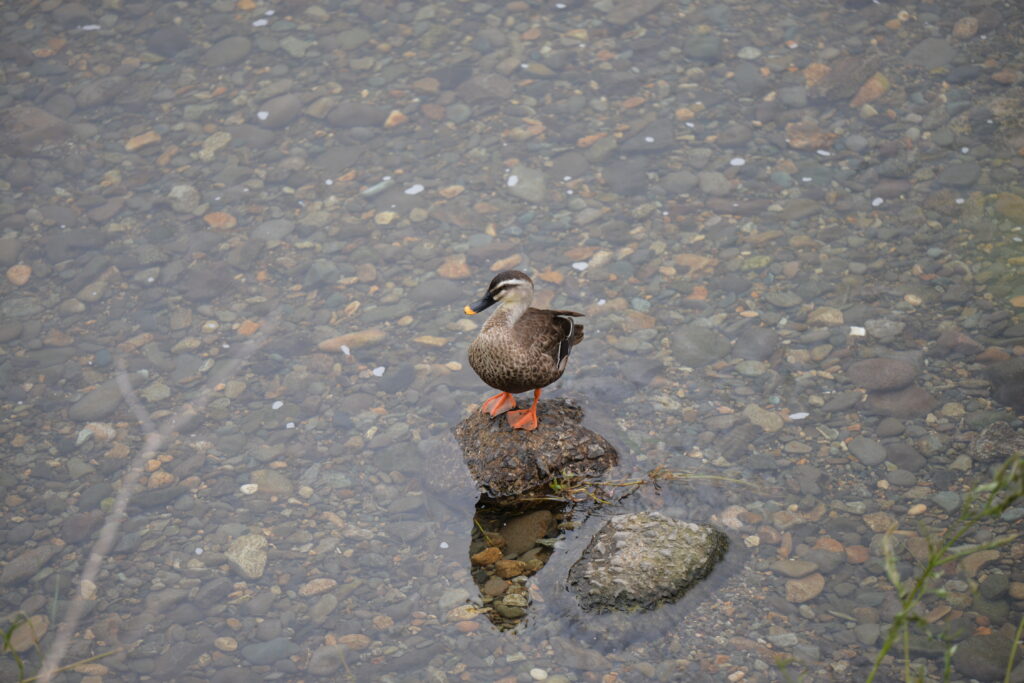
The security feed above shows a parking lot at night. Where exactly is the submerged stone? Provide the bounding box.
[568,512,728,612]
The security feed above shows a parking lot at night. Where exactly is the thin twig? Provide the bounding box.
[38,313,278,682]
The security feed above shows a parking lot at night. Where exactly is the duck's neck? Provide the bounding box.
[487,299,530,329]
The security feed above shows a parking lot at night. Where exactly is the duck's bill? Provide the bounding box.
[464,294,496,315]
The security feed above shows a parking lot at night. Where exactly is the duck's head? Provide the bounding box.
[464,270,534,315]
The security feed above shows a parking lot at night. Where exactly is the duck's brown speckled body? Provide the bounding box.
[465,270,583,430]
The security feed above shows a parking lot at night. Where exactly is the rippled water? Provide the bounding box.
[2,0,1023,681]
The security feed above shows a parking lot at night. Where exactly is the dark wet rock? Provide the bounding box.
[670,324,730,367]
[0,237,21,265]
[568,512,728,612]
[42,228,107,262]
[777,198,822,221]
[848,436,886,465]
[969,422,1024,464]
[307,644,348,676]
[147,26,191,57]
[937,160,981,187]
[454,398,617,501]
[730,62,769,95]
[2,104,71,148]
[717,123,754,148]
[846,357,918,391]
[986,358,1024,410]
[0,544,60,585]
[68,380,124,420]
[707,198,771,216]
[732,327,779,361]
[76,76,127,109]
[201,36,251,67]
[906,38,957,69]
[952,629,1016,681]
[257,94,302,129]
[865,385,935,418]
[326,102,388,128]
[240,637,298,666]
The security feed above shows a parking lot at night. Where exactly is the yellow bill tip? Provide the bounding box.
[464,305,477,315]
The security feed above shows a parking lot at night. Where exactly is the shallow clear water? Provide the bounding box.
[1,0,1023,681]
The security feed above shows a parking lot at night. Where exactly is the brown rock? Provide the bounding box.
[846,358,918,391]
[865,385,935,417]
[994,193,1024,222]
[494,559,527,579]
[952,16,979,40]
[501,510,552,556]
[785,573,825,603]
[6,264,31,286]
[471,546,503,566]
[318,328,386,351]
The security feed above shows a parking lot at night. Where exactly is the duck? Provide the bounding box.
[464,270,584,431]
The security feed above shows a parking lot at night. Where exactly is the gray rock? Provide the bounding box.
[906,38,957,69]
[506,165,546,204]
[661,170,699,193]
[202,36,252,67]
[0,545,60,584]
[568,512,728,612]
[848,436,886,465]
[932,491,961,513]
[256,94,302,129]
[684,35,722,62]
[226,534,268,579]
[69,380,124,420]
[952,631,1016,681]
[698,171,731,196]
[938,160,981,187]
[240,637,298,666]
[670,324,730,367]
[0,237,21,265]
[252,218,295,241]
[307,644,348,676]
[327,102,387,128]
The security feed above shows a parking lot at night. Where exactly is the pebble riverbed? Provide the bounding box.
[1,0,1024,681]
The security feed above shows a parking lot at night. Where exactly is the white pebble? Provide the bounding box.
[789,412,810,420]
[571,261,588,271]
[340,344,351,356]
[871,197,884,207]
[729,157,746,167]
[849,326,866,337]
[80,24,101,31]
[960,147,969,154]
[801,177,812,182]
[644,136,655,143]
[252,18,268,27]
[372,366,386,377]
[240,484,258,495]
[285,422,295,429]
[439,541,449,549]
[954,197,964,204]
[272,400,284,410]
[816,149,831,156]
[195,547,204,555]
[324,178,334,185]
[256,111,269,120]
[265,9,275,14]
[685,121,695,128]
[530,669,549,681]
[563,175,572,181]
[507,175,519,187]
[597,298,606,305]
[404,184,425,195]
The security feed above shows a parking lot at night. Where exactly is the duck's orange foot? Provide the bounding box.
[506,388,542,431]
[506,407,539,431]
[481,391,517,417]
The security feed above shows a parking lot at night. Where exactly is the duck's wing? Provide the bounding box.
[517,308,585,372]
